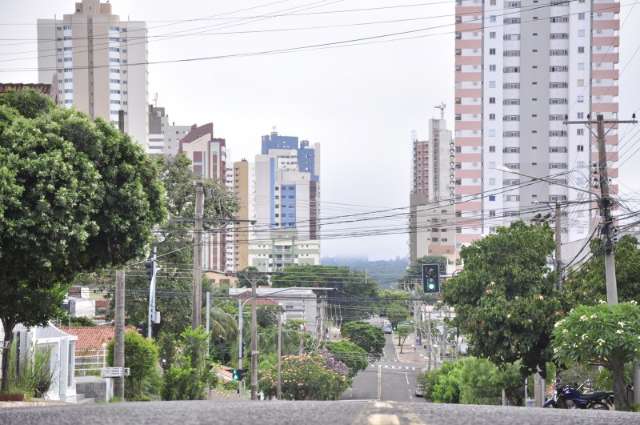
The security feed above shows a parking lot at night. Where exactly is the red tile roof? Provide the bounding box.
[61,326,117,353]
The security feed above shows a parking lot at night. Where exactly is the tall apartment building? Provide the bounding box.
[37,0,148,146]
[249,132,321,272]
[179,123,228,272]
[454,0,619,252]
[224,160,253,273]
[148,104,191,156]
[409,117,457,272]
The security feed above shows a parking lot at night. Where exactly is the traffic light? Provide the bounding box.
[232,368,245,381]
[145,260,154,281]
[422,264,440,293]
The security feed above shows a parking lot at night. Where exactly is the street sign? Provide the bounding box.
[101,367,130,378]
[422,264,440,293]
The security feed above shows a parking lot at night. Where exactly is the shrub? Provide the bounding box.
[161,327,216,401]
[259,354,350,400]
[107,330,161,401]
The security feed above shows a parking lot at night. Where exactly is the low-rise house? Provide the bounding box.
[0,321,78,402]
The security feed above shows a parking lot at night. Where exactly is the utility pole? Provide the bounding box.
[426,308,432,371]
[566,114,638,404]
[250,278,258,401]
[147,246,159,339]
[192,182,204,328]
[277,311,283,399]
[555,202,562,290]
[564,114,636,303]
[114,269,125,399]
[237,298,244,394]
[205,291,211,356]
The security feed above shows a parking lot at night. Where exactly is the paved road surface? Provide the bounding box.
[2,399,638,425]
[342,333,422,402]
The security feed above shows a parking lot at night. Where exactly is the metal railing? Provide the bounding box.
[75,349,107,377]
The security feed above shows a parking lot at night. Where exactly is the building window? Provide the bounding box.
[577,145,584,152]
[578,12,585,20]
[489,195,496,201]
[578,46,585,53]
[489,210,496,217]
[489,48,496,55]
[489,145,496,152]
[489,80,496,88]
[489,97,496,104]
[577,129,584,136]
[489,31,496,39]
[489,64,497,71]
[489,113,496,120]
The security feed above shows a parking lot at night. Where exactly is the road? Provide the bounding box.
[1,400,638,425]
[342,334,423,402]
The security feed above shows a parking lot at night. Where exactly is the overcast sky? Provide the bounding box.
[2,0,640,260]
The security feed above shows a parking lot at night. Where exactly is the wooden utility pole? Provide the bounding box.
[114,269,125,399]
[250,278,258,400]
[564,114,636,303]
[555,202,562,290]
[566,114,637,404]
[277,311,283,399]
[192,182,204,328]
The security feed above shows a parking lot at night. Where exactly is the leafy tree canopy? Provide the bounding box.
[107,331,161,400]
[0,90,165,391]
[325,340,368,377]
[341,321,385,358]
[552,302,640,410]
[564,235,640,305]
[272,265,378,322]
[443,221,565,378]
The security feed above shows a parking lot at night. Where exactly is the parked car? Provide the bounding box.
[414,383,424,397]
[383,324,392,334]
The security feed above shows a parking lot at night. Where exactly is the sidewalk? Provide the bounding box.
[392,333,428,365]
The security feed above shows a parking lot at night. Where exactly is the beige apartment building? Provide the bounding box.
[225,160,252,273]
[37,0,148,146]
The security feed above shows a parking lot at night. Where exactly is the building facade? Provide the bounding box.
[225,160,253,273]
[179,123,227,272]
[148,104,191,156]
[409,118,457,272]
[249,131,321,272]
[454,0,619,251]
[37,0,148,146]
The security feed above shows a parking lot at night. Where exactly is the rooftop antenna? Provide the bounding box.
[435,102,446,120]
[153,92,158,107]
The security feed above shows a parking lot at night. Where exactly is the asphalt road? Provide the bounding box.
[2,400,639,425]
[342,334,422,402]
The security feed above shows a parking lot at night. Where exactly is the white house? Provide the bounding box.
[0,321,77,402]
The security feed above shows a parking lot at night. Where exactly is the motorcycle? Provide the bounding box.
[544,379,614,410]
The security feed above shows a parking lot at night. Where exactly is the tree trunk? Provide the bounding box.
[612,360,630,411]
[1,320,15,393]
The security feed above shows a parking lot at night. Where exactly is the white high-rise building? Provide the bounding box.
[454,0,619,254]
[249,131,321,272]
[148,104,191,156]
[37,0,148,146]
[410,117,457,272]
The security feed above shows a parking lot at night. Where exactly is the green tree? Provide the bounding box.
[443,221,565,378]
[0,90,165,391]
[107,331,161,400]
[552,302,640,411]
[325,340,368,377]
[119,154,236,340]
[272,265,378,322]
[386,303,411,329]
[564,235,640,305]
[396,322,412,354]
[259,354,349,400]
[162,327,214,400]
[341,321,385,359]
